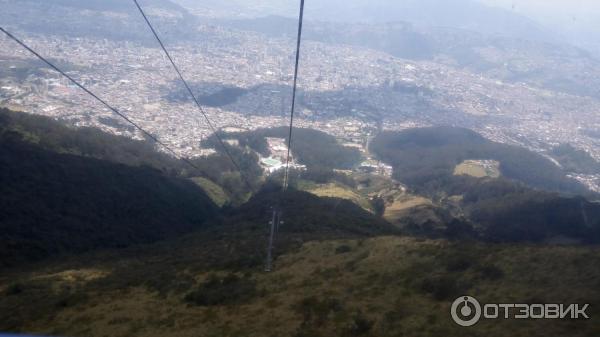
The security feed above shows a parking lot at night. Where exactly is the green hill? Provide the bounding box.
[551,143,600,174]
[370,127,588,195]
[0,108,182,171]
[370,127,600,243]
[225,186,395,238]
[0,135,218,267]
[0,108,262,203]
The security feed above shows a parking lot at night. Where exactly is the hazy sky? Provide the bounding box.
[480,0,600,27]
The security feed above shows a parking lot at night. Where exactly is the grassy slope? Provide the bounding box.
[298,180,374,212]
[383,195,433,222]
[191,177,230,207]
[2,236,599,337]
[454,160,501,179]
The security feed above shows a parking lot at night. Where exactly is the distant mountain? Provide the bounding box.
[176,0,556,43]
[36,0,188,12]
[304,0,555,42]
[219,15,600,98]
[0,0,200,43]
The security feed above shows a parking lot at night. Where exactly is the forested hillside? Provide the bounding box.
[0,135,217,267]
[0,108,262,204]
[551,143,600,175]
[370,127,600,243]
[0,109,384,268]
[370,127,589,195]
[0,108,181,170]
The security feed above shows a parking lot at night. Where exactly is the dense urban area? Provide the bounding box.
[1,11,600,191]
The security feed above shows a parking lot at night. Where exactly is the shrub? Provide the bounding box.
[444,255,473,272]
[419,275,464,301]
[342,312,374,337]
[294,296,343,325]
[5,283,24,296]
[476,265,505,280]
[54,291,89,308]
[184,274,257,306]
[335,245,353,254]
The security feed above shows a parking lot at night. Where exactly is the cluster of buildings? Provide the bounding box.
[259,137,298,174]
[568,174,600,193]
[358,159,393,178]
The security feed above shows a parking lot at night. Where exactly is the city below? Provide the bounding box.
[1,25,600,192]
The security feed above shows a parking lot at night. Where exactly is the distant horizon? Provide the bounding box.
[479,0,600,29]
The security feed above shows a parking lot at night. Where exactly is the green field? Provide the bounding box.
[383,195,433,222]
[298,181,374,212]
[454,160,501,178]
[191,177,229,207]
